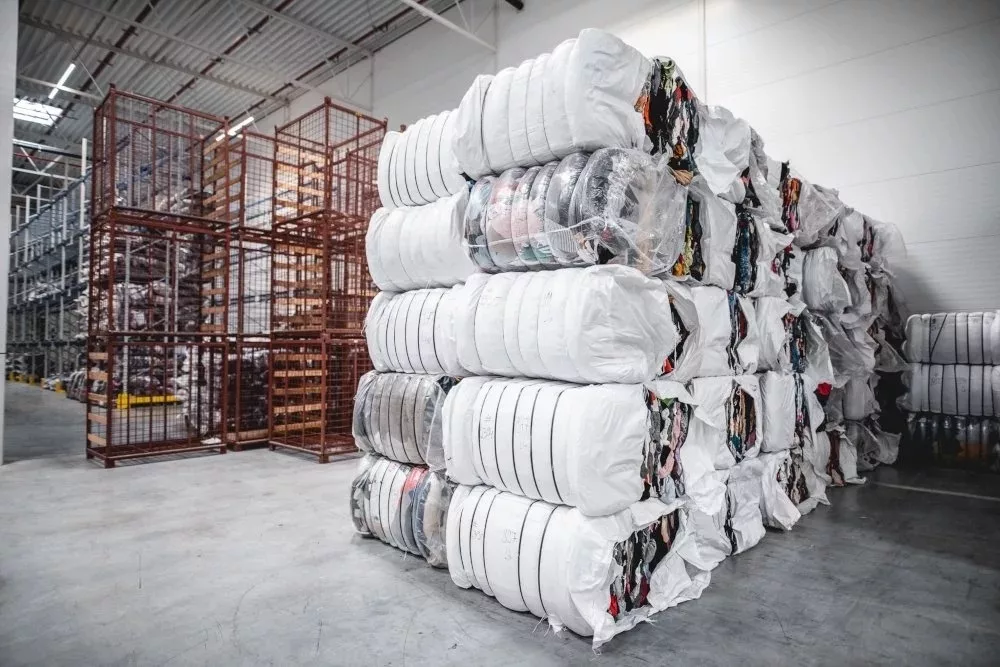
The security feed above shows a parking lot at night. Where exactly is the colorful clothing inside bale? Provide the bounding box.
[661,297,689,375]
[638,58,699,177]
[784,313,808,373]
[607,512,680,621]
[726,385,757,463]
[641,388,693,501]
[732,204,759,294]
[777,449,811,506]
[671,195,705,280]
[779,162,801,233]
[726,292,749,370]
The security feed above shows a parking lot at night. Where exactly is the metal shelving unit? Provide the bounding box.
[7,148,90,384]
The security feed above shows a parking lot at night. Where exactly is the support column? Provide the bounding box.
[0,0,17,463]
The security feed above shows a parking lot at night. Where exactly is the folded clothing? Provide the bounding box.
[662,282,759,381]
[454,266,677,384]
[444,378,723,517]
[447,489,709,647]
[351,454,452,567]
[376,111,466,208]
[902,363,999,416]
[366,190,477,291]
[353,371,458,468]
[904,312,1000,365]
[365,288,464,376]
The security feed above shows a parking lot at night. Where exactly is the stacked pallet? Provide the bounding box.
[352,28,906,646]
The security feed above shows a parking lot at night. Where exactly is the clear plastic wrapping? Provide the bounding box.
[350,454,430,557]
[366,190,476,291]
[662,282,760,381]
[447,490,709,647]
[453,266,678,384]
[364,288,464,376]
[803,246,851,313]
[443,378,716,517]
[352,371,459,468]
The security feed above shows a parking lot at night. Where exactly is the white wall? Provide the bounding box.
[264,0,1000,313]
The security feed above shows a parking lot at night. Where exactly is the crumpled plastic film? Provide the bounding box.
[352,371,459,469]
[351,454,430,556]
[569,148,687,274]
[823,426,865,486]
[863,216,906,276]
[447,490,709,647]
[544,152,591,266]
[662,282,760,381]
[849,420,900,472]
[668,176,737,289]
[795,178,846,247]
[754,296,806,373]
[366,190,476,291]
[813,312,876,388]
[364,288,464,376]
[688,375,763,469]
[803,246,851,313]
[412,470,453,567]
[693,104,751,202]
[485,167,527,269]
[454,267,678,384]
[740,451,802,531]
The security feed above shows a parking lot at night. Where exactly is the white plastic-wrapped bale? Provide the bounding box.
[688,375,763,469]
[444,378,723,517]
[731,202,792,297]
[365,288,464,376]
[376,111,467,208]
[667,176,737,289]
[813,312,876,388]
[452,30,651,177]
[903,312,1000,365]
[902,363,998,416]
[736,451,803,531]
[820,426,865,487]
[686,464,766,570]
[350,455,450,565]
[826,374,879,424]
[759,371,824,453]
[366,190,476,291]
[861,215,906,276]
[693,104,751,203]
[662,282,759,381]
[754,297,808,375]
[454,267,678,384]
[446,489,710,647]
[802,246,851,313]
[352,371,458,467]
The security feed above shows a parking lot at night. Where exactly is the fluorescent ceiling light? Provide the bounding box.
[48,63,76,99]
[215,116,255,143]
[13,98,63,126]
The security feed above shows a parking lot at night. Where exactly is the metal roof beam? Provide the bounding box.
[398,0,495,51]
[13,139,86,159]
[17,75,104,103]
[54,0,323,96]
[234,0,373,57]
[20,17,286,104]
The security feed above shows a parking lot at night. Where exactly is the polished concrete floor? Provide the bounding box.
[2,382,999,666]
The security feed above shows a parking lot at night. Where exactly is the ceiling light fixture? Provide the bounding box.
[48,63,76,99]
[13,98,63,126]
[215,116,255,142]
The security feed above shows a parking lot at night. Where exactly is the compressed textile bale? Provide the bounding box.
[544,152,591,266]
[412,470,453,567]
[821,426,865,486]
[759,371,824,453]
[375,112,467,208]
[525,54,556,164]
[366,190,476,291]
[827,374,878,423]
[754,297,807,374]
[693,104,751,202]
[484,167,527,269]
[443,378,722,517]
[731,203,792,298]
[507,59,535,167]
[668,176,737,289]
[803,247,851,313]
[902,363,998,417]
[862,215,906,276]
[447,490,709,647]
[739,451,802,531]
[688,375,763,469]
[903,312,1000,365]
[365,288,464,376]
[353,371,458,468]
[350,455,430,557]
[482,67,518,173]
[813,312,876,387]
[377,131,401,208]
[542,39,576,158]
[662,282,759,381]
[569,148,687,273]
[454,267,678,384]
[453,75,494,180]
[848,420,900,472]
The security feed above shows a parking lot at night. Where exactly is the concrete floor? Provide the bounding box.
[2,382,999,666]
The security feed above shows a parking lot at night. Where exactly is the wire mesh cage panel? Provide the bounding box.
[92,87,232,223]
[224,336,270,449]
[88,213,230,336]
[229,231,273,335]
[270,215,373,336]
[273,99,386,221]
[221,132,276,231]
[85,334,226,466]
[268,335,370,463]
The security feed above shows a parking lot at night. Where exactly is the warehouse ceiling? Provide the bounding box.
[13,0,469,196]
